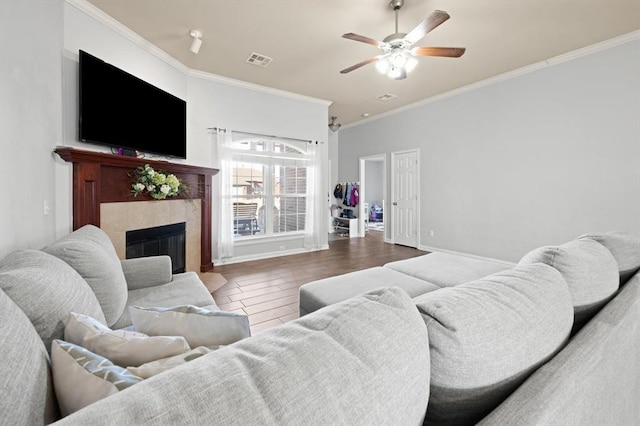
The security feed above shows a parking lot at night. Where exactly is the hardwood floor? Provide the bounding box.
[212,231,425,334]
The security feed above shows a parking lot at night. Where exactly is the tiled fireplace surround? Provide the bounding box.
[55,147,218,272]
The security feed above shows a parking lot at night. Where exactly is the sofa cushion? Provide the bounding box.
[298,266,439,315]
[64,312,190,367]
[0,249,106,352]
[111,272,216,329]
[55,287,431,425]
[414,263,573,425]
[0,288,59,424]
[384,252,513,288]
[130,305,250,348]
[51,340,142,416]
[44,225,128,327]
[478,273,640,425]
[520,238,619,326]
[578,231,640,285]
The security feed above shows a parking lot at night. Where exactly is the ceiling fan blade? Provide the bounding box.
[411,46,466,58]
[340,56,383,74]
[342,33,384,47]
[405,10,450,44]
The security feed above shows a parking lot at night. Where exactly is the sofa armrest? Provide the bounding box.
[120,256,172,290]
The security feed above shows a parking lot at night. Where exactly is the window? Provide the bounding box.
[230,138,309,239]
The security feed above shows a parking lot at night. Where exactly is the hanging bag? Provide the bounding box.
[333,183,343,199]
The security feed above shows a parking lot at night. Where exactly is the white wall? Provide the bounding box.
[187,75,329,261]
[0,0,64,258]
[0,0,329,263]
[339,38,640,262]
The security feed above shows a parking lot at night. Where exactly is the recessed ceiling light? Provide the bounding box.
[362,113,370,118]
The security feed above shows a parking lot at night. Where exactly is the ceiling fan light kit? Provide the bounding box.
[328,116,341,132]
[340,0,465,80]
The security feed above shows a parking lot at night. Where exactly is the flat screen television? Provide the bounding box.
[79,50,187,159]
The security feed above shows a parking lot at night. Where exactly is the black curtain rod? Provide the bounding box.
[208,127,316,144]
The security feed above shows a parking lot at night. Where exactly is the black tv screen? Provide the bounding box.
[79,50,187,159]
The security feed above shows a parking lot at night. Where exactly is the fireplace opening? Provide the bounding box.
[126,222,186,274]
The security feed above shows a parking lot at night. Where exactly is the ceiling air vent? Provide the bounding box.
[246,52,273,68]
[376,93,397,101]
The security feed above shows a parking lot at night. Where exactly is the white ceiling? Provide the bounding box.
[88,0,640,126]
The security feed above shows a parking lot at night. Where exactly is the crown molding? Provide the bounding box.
[345,30,640,130]
[188,69,332,107]
[65,0,332,107]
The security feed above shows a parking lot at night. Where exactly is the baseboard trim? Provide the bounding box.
[214,244,329,266]
[418,245,516,266]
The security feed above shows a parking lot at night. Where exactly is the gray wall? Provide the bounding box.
[0,0,63,258]
[365,160,384,207]
[339,39,640,262]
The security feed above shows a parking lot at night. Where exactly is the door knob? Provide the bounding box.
[392,202,398,206]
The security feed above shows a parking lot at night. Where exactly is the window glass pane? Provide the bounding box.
[273,196,306,233]
[232,196,264,237]
[232,160,265,238]
[273,142,304,155]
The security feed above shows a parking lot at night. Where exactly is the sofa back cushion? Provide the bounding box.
[520,238,619,326]
[44,225,128,327]
[0,249,106,352]
[55,287,432,425]
[0,287,59,424]
[578,231,640,285]
[414,263,573,425]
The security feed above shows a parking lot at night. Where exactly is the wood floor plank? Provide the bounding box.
[213,232,425,332]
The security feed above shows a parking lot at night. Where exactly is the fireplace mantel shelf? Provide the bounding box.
[55,146,219,272]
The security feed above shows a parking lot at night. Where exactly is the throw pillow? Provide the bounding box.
[64,312,190,367]
[127,346,214,379]
[130,305,250,348]
[51,340,142,417]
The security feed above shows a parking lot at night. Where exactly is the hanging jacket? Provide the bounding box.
[333,183,343,199]
[350,185,359,207]
[343,183,351,206]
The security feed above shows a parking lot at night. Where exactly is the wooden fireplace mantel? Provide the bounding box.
[55,146,219,272]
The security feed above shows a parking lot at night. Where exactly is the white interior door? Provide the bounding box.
[391,150,419,247]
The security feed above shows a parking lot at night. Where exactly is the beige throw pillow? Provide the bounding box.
[65,312,190,367]
[130,305,250,348]
[51,340,142,416]
[127,346,215,379]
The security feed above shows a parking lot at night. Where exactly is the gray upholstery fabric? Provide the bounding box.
[298,266,439,315]
[0,250,106,352]
[44,225,128,327]
[56,288,431,425]
[111,272,216,329]
[578,231,640,285]
[384,252,513,288]
[479,272,640,426]
[414,263,573,425]
[520,238,619,326]
[120,256,173,290]
[0,288,59,424]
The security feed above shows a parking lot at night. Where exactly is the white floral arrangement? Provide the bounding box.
[131,164,184,200]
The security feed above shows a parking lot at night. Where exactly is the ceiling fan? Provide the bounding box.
[340,0,465,80]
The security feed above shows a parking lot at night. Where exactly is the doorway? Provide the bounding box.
[391,149,419,248]
[359,154,386,238]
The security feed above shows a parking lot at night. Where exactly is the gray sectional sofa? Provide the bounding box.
[300,231,640,424]
[1,225,638,425]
